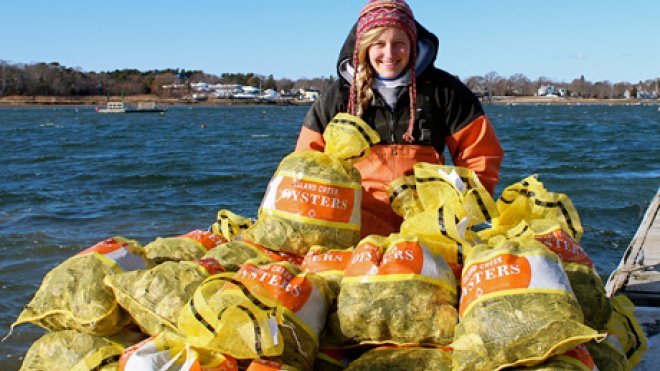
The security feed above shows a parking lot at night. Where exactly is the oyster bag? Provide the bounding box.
[452,238,602,371]
[246,113,379,256]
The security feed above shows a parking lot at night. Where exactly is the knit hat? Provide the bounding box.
[349,0,418,142]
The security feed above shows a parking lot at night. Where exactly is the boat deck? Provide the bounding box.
[607,188,660,304]
[606,187,660,370]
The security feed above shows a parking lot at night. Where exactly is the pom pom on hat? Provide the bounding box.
[349,0,418,142]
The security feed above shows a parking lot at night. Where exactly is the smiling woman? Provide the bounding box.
[295,0,503,238]
[363,27,412,79]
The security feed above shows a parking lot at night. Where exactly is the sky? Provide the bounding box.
[1,0,658,83]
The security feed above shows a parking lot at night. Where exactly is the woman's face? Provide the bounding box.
[367,27,412,79]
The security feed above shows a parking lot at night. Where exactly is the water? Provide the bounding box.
[0,104,658,367]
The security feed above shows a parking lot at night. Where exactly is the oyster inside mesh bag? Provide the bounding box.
[337,234,458,345]
[20,329,124,371]
[178,260,330,371]
[11,237,146,337]
[505,219,612,331]
[302,245,355,346]
[344,346,452,371]
[144,229,226,264]
[202,237,302,272]
[245,113,380,256]
[104,259,222,337]
[452,237,602,371]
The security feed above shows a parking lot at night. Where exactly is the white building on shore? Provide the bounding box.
[537,85,567,97]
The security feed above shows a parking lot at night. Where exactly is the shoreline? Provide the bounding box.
[0,95,315,107]
[483,95,660,106]
[0,95,659,107]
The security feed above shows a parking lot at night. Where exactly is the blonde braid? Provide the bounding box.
[354,28,386,117]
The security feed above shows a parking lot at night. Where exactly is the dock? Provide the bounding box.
[606,187,660,370]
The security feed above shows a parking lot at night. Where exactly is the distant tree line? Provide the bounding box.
[0,60,657,99]
[0,61,336,98]
[464,71,659,99]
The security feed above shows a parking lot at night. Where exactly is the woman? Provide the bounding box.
[296,0,504,237]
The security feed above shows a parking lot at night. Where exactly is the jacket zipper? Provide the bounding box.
[389,110,398,155]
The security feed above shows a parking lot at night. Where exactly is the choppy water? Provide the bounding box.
[1,104,658,367]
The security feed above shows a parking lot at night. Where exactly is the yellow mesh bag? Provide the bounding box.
[178,261,330,370]
[245,113,380,256]
[344,346,452,371]
[402,164,498,266]
[144,230,226,264]
[413,163,498,226]
[104,260,212,336]
[202,239,269,272]
[202,237,303,272]
[210,209,253,241]
[119,330,238,370]
[507,219,612,331]
[11,237,146,337]
[20,330,124,371]
[302,245,355,346]
[605,294,647,369]
[400,200,470,271]
[338,234,458,345]
[452,237,602,371]
[490,175,583,241]
[386,175,423,220]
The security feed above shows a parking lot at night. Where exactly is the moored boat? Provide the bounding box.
[95,101,126,113]
[96,101,166,114]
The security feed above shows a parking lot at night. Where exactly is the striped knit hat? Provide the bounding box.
[349,0,418,142]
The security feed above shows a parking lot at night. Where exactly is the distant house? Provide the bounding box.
[233,86,262,99]
[261,89,281,100]
[191,82,211,92]
[211,84,241,98]
[299,88,320,101]
[636,90,658,99]
[537,85,567,97]
[209,84,262,99]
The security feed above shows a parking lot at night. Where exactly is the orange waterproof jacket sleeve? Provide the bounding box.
[445,114,503,194]
[295,126,325,152]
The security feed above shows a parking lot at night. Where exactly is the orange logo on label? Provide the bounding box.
[344,241,424,277]
[181,230,227,250]
[460,253,531,316]
[344,243,383,277]
[273,176,354,223]
[302,250,352,273]
[535,230,593,267]
[237,263,312,312]
[79,237,125,255]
